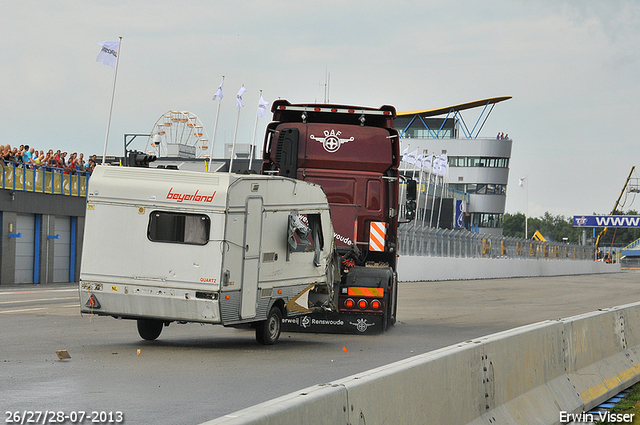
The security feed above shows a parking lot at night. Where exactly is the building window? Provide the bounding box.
[448,156,509,168]
[449,183,507,195]
[471,213,503,228]
[148,211,210,245]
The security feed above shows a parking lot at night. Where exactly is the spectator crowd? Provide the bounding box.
[0,144,97,174]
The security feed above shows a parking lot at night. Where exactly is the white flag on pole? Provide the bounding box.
[212,79,224,101]
[236,86,246,109]
[438,154,449,176]
[258,95,269,118]
[96,41,120,69]
[432,156,441,174]
[421,155,432,172]
[405,149,418,164]
[519,176,526,187]
[438,161,449,177]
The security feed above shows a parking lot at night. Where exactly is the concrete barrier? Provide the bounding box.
[204,302,640,425]
[398,256,621,282]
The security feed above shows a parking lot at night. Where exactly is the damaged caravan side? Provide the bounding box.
[79,166,337,345]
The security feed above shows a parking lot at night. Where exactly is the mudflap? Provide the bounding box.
[282,311,384,335]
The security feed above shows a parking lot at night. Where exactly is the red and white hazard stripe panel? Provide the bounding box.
[369,221,388,252]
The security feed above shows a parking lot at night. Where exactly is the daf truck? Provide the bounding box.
[261,100,415,334]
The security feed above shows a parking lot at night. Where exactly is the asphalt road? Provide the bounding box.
[2,271,639,424]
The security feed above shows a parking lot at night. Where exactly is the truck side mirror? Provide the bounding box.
[406,179,417,221]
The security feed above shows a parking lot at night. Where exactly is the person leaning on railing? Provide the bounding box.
[0,144,93,175]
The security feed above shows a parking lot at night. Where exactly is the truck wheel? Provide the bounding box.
[137,319,163,341]
[256,306,282,345]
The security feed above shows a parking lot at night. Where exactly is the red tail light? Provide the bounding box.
[371,300,381,310]
[358,299,368,309]
[345,298,355,309]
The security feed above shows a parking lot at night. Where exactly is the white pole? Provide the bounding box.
[436,167,447,228]
[422,156,433,227]
[210,76,224,170]
[525,175,529,238]
[229,85,244,173]
[101,36,122,165]
[429,156,439,228]
[399,144,408,218]
[410,154,422,229]
[248,89,262,172]
[229,107,241,173]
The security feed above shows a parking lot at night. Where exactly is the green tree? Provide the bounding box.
[503,212,525,238]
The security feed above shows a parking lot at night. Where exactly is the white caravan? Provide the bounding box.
[79,166,336,345]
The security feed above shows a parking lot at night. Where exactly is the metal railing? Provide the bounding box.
[1,162,90,197]
[398,224,596,261]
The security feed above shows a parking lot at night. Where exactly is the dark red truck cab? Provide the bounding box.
[262,100,411,334]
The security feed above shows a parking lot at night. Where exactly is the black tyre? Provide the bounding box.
[256,306,282,345]
[137,319,163,341]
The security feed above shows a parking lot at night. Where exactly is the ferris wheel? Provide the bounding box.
[146,110,210,158]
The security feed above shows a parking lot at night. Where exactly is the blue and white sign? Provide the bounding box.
[573,215,640,228]
[455,200,465,228]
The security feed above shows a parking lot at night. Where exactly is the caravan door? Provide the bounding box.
[240,197,263,319]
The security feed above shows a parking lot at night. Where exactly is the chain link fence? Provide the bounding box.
[398,224,596,261]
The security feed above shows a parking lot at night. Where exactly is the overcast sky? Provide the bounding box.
[3,1,640,218]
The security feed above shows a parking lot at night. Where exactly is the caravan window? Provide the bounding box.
[148,211,210,245]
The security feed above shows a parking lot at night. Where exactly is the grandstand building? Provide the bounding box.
[395,97,512,236]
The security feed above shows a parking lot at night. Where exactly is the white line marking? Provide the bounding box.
[0,288,77,296]
[0,296,78,305]
[0,307,47,314]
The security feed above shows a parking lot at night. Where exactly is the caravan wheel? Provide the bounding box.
[137,319,163,341]
[256,306,282,345]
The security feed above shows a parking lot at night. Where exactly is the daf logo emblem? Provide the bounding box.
[350,318,375,333]
[310,129,354,153]
[301,316,311,328]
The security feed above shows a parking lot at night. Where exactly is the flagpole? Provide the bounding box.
[436,163,447,228]
[414,151,427,226]
[210,76,224,171]
[229,107,240,173]
[248,89,262,172]
[101,36,122,165]
[229,85,244,173]
[400,144,408,219]
[429,156,439,228]
[525,175,529,238]
[410,154,421,230]
[422,154,432,227]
